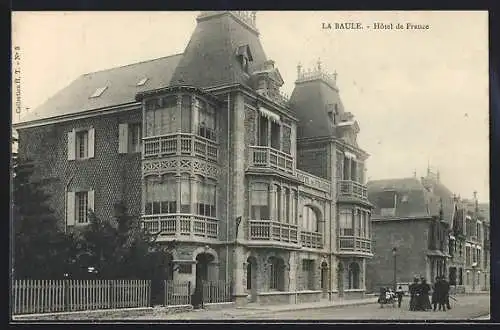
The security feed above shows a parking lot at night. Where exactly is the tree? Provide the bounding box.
[74,202,165,279]
[12,159,70,279]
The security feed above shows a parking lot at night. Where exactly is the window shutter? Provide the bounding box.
[118,123,129,154]
[67,191,75,226]
[88,189,95,212]
[67,130,76,160]
[88,128,95,158]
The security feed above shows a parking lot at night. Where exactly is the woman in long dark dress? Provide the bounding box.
[409,278,419,311]
[420,278,432,311]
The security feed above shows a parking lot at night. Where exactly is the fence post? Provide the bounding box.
[63,280,69,312]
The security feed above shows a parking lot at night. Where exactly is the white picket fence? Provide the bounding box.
[12,280,150,315]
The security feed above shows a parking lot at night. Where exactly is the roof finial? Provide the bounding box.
[297,62,302,77]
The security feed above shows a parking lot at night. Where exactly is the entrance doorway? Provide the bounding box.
[246,256,258,302]
[337,262,344,297]
[149,251,173,306]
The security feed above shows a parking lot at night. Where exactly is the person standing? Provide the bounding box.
[396,285,404,308]
[409,277,419,311]
[432,276,441,311]
[419,277,432,311]
[442,276,452,310]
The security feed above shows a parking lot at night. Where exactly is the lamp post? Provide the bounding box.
[472,262,477,292]
[392,247,397,291]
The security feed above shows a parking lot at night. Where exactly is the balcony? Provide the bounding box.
[143,133,218,162]
[338,236,372,254]
[301,231,323,249]
[142,214,218,240]
[337,180,368,200]
[248,146,294,175]
[296,169,331,192]
[248,220,298,244]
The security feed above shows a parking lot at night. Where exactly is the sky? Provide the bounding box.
[11,11,489,203]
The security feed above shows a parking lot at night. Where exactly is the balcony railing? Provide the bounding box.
[143,133,218,162]
[142,214,218,239]
[248,220,298,244]
[249,146,294,174]
[301,231,323,249]
[296,169,331,192]
[338,236,371,253]
[338,180,368,200]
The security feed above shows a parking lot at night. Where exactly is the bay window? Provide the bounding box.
[272,184,281,220]
[197,99,216,140]
[356,209,362,236]
[180,174,191,213]
[145,175,177,215]
[181,95,192,133]
[302,206,318,232]
[251,183,270,220]
[283,188,290,223]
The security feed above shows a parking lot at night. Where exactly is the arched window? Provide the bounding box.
[251,183,269,220]
[302,206,318,232]
[348,262,360,289]
[268,256,285,291]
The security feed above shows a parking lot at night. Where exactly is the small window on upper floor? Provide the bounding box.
[90,86,108,98]
[137,77,148,86]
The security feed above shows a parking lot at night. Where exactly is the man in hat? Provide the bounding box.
[419,277,431,311]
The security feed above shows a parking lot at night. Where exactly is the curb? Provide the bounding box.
[239,299,378,315]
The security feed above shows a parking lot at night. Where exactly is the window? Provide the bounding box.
[178,264,192,274]
[128,123,142,153]
[181,95,192,133]
[137,77,148,86]
[273,185,281,221]
[144,96,177,137]
[246,262,252,290]
[197,99,216,140]
[76,131,89,159]
[196,179,216,217]
[270,121,281,150]
[251,183,269,220]
[362,212,368,237]
[180,174,191,213]
[90,86,107,98]
[268,257,284,291]
[356,209,362,236]
[302,259,315,290]
[258,115,269,146]
[282,126,291,154]
[339,209,354,236]
[283,188,290,223]
[144,175,177,215]
[302,206,319,232]
[76,191,89,224]
[68,128,95,160]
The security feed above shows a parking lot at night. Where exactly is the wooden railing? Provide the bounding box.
[338,180,368,200]
[142,214,218,239]
[338,236,372,253]
[248,220,299,244]
[296,169,331,192]
[300,231,323,249]
[11,280,150,315]
[143,133,218,161]
[249,146,294,174]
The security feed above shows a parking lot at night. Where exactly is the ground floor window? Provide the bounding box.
[302,259,315,290]
[269,257,285,291]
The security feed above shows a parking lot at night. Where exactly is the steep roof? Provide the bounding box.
[18,54,183,123]
[290,78,345,139]
[367,177,433,219]
[170,11,268,89]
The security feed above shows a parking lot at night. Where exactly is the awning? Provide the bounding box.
[344,151,357,159]
[259,107,280,123]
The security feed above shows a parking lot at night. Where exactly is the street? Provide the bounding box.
[120,294,489,321]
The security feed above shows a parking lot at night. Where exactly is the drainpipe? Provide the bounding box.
[226,92,231,283]
[64,175,75,233]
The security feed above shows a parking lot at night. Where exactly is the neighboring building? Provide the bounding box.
[365,170,459,293]
[462,196,490,292]
[13,11,373,305]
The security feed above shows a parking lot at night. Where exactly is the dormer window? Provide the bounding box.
[137,77,148,86]
[90,86,108,98]
[236,44,253,74]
